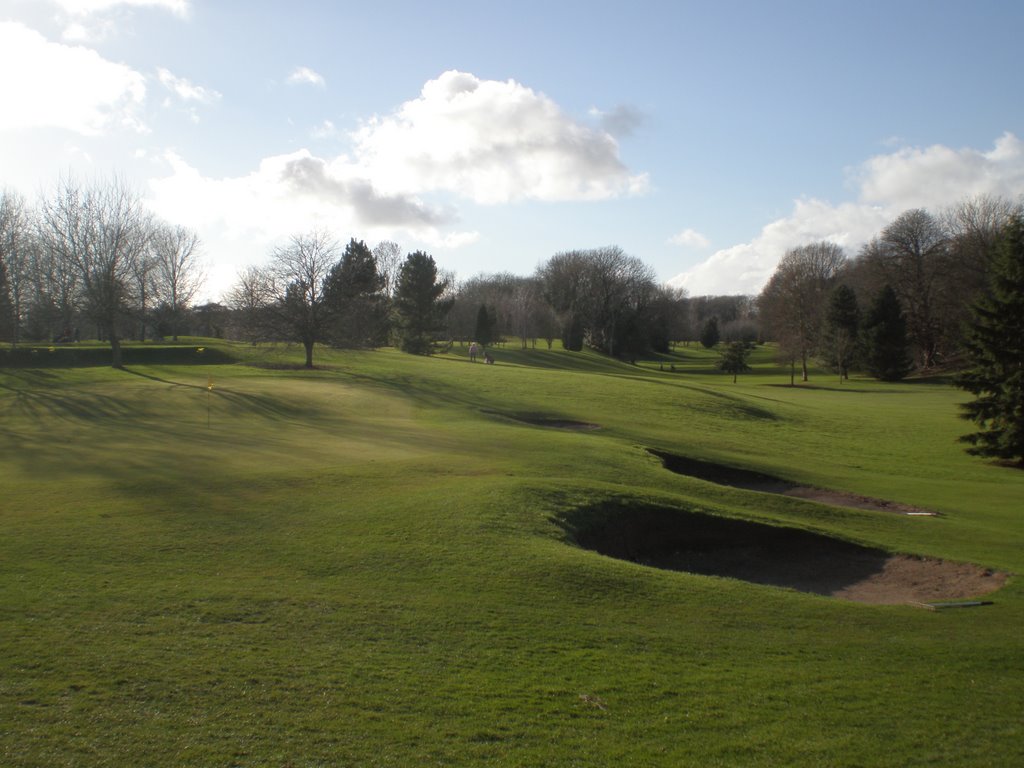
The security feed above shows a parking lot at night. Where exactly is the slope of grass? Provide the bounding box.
[1,341,1022,766]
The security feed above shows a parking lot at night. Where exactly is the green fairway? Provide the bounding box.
[2,341,1022,766]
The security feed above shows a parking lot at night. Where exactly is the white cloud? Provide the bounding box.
[157,67,221,104]
[668,228,710,249]
[351,70,649,204]
[53,0,189,16]
[0,21,146,135]
[147,150,478,279]
[287,66,326,87]
[669,133,1024,296]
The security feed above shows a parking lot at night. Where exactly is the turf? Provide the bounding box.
[1,340,1022,766]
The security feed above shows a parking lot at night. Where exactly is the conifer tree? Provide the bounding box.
[393,251,452,354]
[956,215,1024,463]
[862,285,913,381]
[700,316,720,349]
[824,283,860,381]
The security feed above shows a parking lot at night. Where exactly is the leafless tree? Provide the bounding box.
[226,265,275,342]
[372,240,403,298]
[38,175,151,367]
[758,241,846,381]
[266,230,340,368]
[0,189,34,345]
[151,223,204,340]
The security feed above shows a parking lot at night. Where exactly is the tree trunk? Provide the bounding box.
[110,335,123,369]
[801,351,809,382]
[304,340,314,369]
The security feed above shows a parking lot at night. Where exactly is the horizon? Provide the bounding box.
[2,0,1023,302]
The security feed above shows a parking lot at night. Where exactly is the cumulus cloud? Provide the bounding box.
[669,133,1024,296]
[148,150,476,261]
[157,67,221,104]
[351,70,649,204]
[287,66,326,87]
[668,228,711,249]
[0,21,146,134]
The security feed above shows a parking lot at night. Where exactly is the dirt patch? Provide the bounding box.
[566,502,1006,605]
[648,449,938,516]
[482,410,600,431]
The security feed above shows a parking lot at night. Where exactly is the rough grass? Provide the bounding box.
[1,340,1022,766]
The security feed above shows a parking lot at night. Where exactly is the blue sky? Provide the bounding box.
[2,0,1023,301]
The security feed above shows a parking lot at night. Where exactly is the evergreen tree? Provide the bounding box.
[718,341,752,383]
[861,286,913,381]
[824,283,860,381]
[322,238,388,348]
[956,215,1024,463]
[474,304,495,347]
[393,251,453,354]
[700,316,720,349]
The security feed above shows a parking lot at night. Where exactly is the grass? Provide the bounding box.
[1,339,1022,766]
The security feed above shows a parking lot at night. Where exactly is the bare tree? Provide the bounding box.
[266,230,340,368]
[151,223,203,341]
[128,246,158,342]
[226,265,275,343]
[0,190,36,345]
[372,240,403,298]
[758,241,846,381]
[38,176,151,368]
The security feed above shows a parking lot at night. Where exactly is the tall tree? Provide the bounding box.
[474,304,495,347]
[151,223,203,341]
[956,215,1024,464]
[824,283,860,382]
[38,176,151,368]
[0,189,33,345]
[393,251,452,354]
[861,285,913,382]
[0,247,12,343]
[758,241,846,381]
[266,230,339,368]
[860,209,952,368]
[322,238,387,348]
[372,240,403,298]
[699,316,720,349]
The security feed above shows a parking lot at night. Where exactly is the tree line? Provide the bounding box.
[757,195,1024,384]
[0,178,203,367]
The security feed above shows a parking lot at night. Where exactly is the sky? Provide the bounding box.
[2,0,1023,302]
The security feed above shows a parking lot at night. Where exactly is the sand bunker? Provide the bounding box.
[568,503,1006,605]
[648,449,938,516]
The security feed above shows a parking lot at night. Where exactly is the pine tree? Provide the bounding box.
[862,285,913,381]
[474,304,495,347]
[322,238,388,348]
[700,316,720,349]
[824,283,860,382]
[393,251,453,354]
[956,215,1024,463]
[718,341,751,383]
